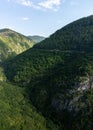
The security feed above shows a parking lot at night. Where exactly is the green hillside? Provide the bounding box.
[28,35,45,43]
[34,15,93,52]
[0,82,58,130]
[3,49,93,130]
[0,28,35,61]
[2,16,93,130]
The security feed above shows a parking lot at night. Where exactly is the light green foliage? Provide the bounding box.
[0,67,6,81]
[0,82,58,130]
[0,29,35,62]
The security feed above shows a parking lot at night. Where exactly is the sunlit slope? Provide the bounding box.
[0,81,58,130]
[0,28,35,61]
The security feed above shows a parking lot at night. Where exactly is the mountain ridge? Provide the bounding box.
[34,15,93,52]
[2,15,93,130]
[0,28,35,62]
[28,35,45,43]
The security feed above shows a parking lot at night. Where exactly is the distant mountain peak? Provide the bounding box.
[0,28,15,36]
[0,28,35,62]
[28,35,45,43]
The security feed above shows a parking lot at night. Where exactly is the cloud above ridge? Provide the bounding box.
[8,0,62,11]
[38,0,61,11]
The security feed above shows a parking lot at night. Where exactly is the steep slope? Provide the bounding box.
[0,81,58,130]
[4,49,63,86]
[34,15,93,52]
[0,28,34,61]
[3,15,93,130]
[28,35,45,43]
[3,49,93,130]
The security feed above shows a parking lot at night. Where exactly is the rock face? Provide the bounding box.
[77,76,93,91]
[51,76,93,112]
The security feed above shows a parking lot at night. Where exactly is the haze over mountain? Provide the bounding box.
[0,28,34,62]
[28,35,45,43]
[3,15,93,130]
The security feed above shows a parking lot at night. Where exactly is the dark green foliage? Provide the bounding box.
[4,49,64,86]
[34,15,93,52]
[4,49,93,130]
[2,16,93,130]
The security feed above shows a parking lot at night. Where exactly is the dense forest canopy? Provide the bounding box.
[1,15,93,130]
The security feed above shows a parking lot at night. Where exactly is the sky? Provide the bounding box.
[0,0,93,37]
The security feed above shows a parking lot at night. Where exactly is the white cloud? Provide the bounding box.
[21,17,30,21]
[8,0,62,11]
[8,0,32,7]
[38,0,61,11]
[16,0,32,6]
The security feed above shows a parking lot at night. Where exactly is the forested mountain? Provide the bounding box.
[0,28,34,61]
[28,35,45,43]
[0,82,58,130]
[34,15,93,52]
[3,49,93,130]
[1,15,93,130]
[0,16,93,130]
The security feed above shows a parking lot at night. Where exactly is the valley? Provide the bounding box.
[0,15,93,130]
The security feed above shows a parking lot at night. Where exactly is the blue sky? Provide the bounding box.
[0,0,93,37]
